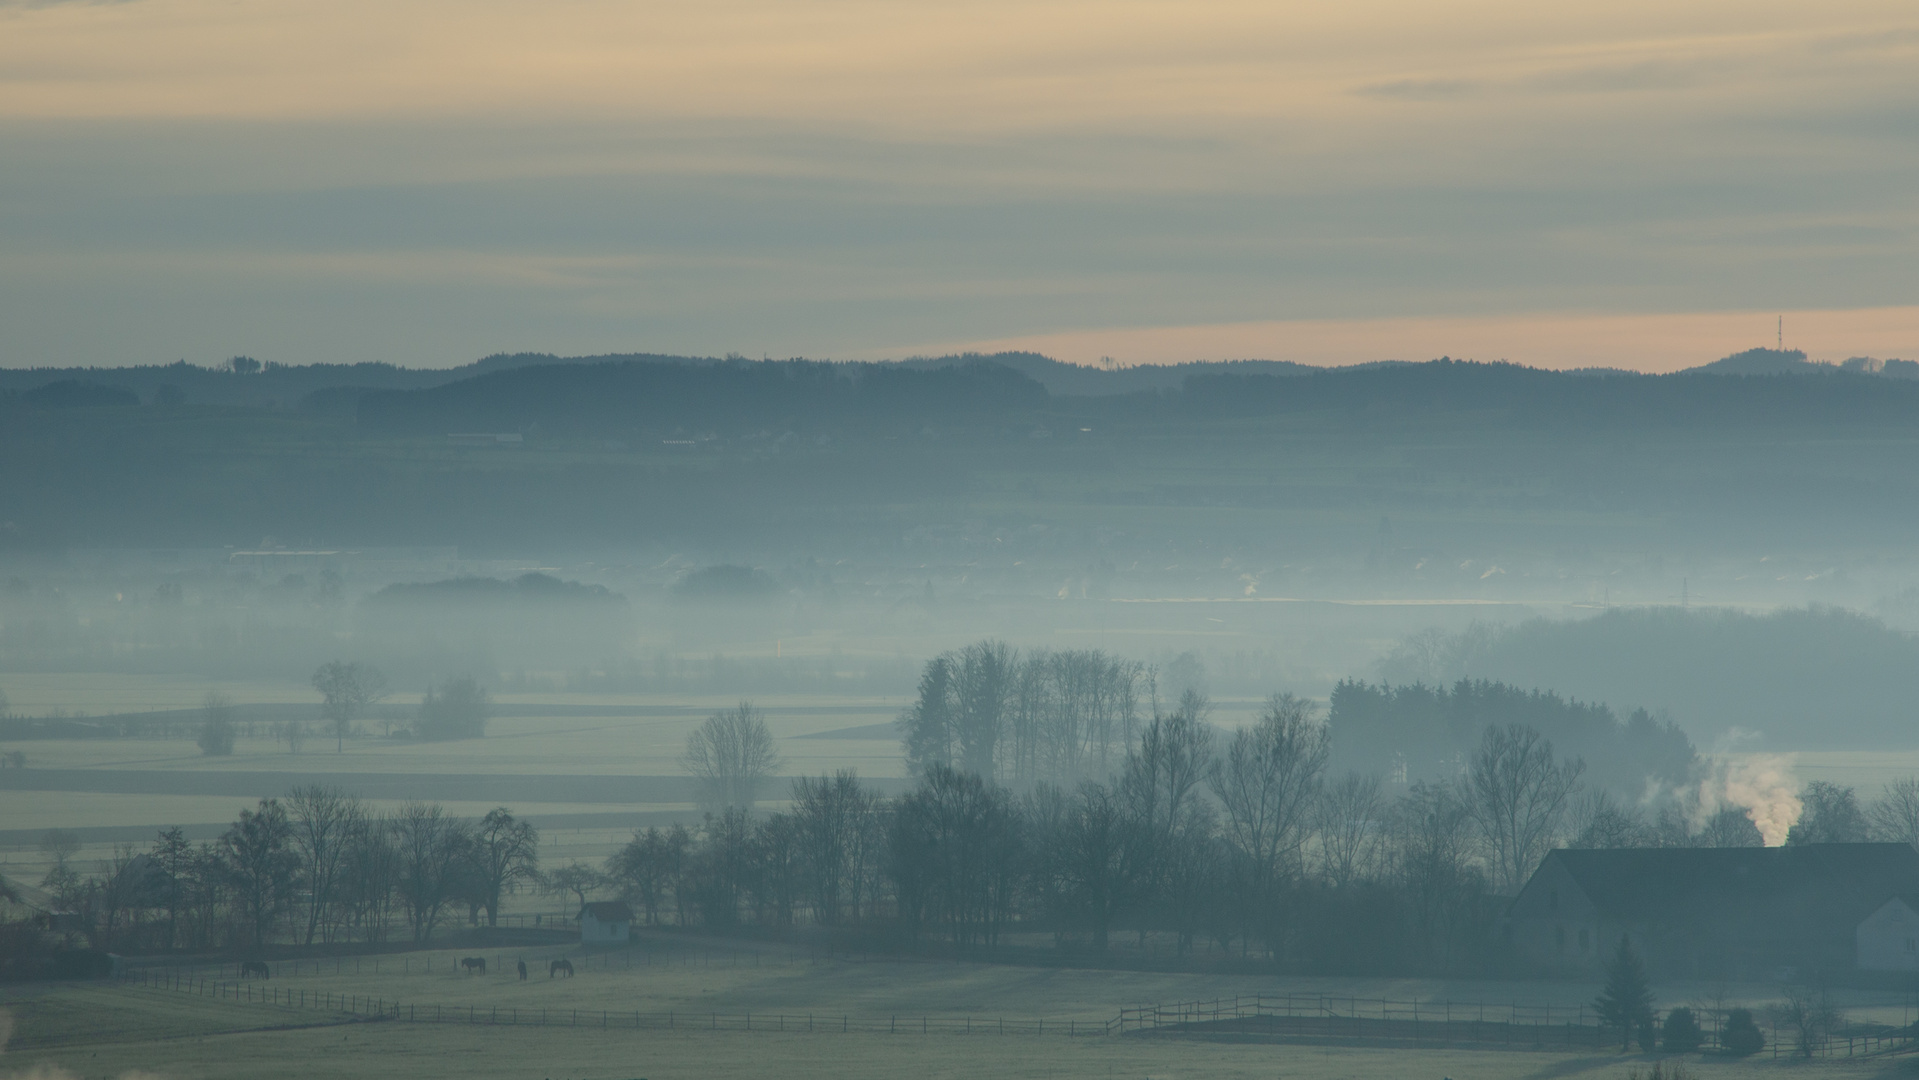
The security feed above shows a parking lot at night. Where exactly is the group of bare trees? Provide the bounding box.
[900,642,1145,788]
[565,692,1602,972]
[46,790,538,952]
[190,668,488,757]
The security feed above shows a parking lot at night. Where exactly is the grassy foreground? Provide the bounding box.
[5,953,1915,1080]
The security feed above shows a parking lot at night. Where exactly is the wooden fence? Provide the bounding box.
[1112,993,1919,1057]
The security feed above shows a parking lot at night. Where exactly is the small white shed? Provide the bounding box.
[1857,896,1919,971]
[579,901,632,945]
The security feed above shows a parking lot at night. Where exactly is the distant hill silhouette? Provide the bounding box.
[1682,347,1820,375]
[354,357,1050,438]
[895,352,1323,395]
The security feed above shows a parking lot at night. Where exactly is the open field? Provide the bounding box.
[112,940,1919,1029]
[5,954,1916,1080]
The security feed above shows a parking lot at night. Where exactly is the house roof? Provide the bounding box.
[580,900,633,923]
[0,870,60,914]
[1529,843,1919,928]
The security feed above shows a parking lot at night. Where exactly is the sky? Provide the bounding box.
[1,0,1915,372]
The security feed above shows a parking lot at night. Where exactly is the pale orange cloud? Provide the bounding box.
[0,0,1915,366]
[909,307,1919,373]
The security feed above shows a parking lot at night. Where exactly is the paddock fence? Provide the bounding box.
[1110,993,1919,1058]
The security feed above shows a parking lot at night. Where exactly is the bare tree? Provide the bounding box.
[1051,781,1146,949]
[1869,777,1919,845]
[1465,724,1584,893]
[1122,690,1215,849]
[312,661,389,753]
[606,825,688,926]
[952,640,1015,778]
[417,677,489,741]
[545,861,609,910]
[1210,693,1329,893]
[1697,804,1764,847]
[791,770,874,925]
[196,691,236,757]
[222,798,300,947]
[681,702,784,811]
[389,802,470,943]
[1316,772,1385,888]
[337,812,398,943]
[1779,983,1844,1058]
[887,765,1023,947]
[288,786,363,945]
[1788,781,1869,844]
[467,807,539,926]
[1384,780,1483,969]
[1567,790,1653,849]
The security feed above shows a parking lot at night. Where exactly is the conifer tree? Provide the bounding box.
[1593,935,1655,1049]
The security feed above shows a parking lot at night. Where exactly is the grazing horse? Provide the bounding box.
[239,961,270,979]
[549,958,574,978]
[460,956,486,976]
[516,960,528,981]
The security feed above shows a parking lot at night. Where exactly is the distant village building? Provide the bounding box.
[1508,843,1919,980]
[579,901,632,945]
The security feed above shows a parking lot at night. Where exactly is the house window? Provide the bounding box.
[1579,928,1590,951]
[1555,925,1566,952]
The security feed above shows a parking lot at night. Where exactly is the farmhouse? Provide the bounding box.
[1508,843,1919,980]
[579,901,632,945]
[1857,896,1919,971]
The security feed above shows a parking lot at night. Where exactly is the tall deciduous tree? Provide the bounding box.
[791,770,874,926]
[1317,772,1385,888]
[417,677,489,740]
[196,690,236,756]
[312,661,388,753]
[288,786,362,945]
[390,802,470,943]
[1788,781,1868,844]
[1869,777,1919,845]
[1465,724,1584,893]
[1210,694,1329,896]
[467,807,539,927]
[681,702,784,811]
[222,798,300,948]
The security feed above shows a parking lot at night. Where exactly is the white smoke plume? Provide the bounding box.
[1694,751,1803,846]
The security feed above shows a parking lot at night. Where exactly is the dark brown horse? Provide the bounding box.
[549,958,574,978]
[516,960,528,980]
[239,961,270,979]
[460,956,486,975]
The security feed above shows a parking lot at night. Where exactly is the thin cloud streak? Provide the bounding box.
[0,0,1915,365]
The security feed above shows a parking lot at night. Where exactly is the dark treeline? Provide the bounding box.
[26,792,539,958]
[899,641,1146,788]
[0,352,575,408]
[355,358,1050,439]
[12,353,1919,552]
[1328,679,1696,790]
[1379,606,1919,747]
[1178,358,1919,430]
